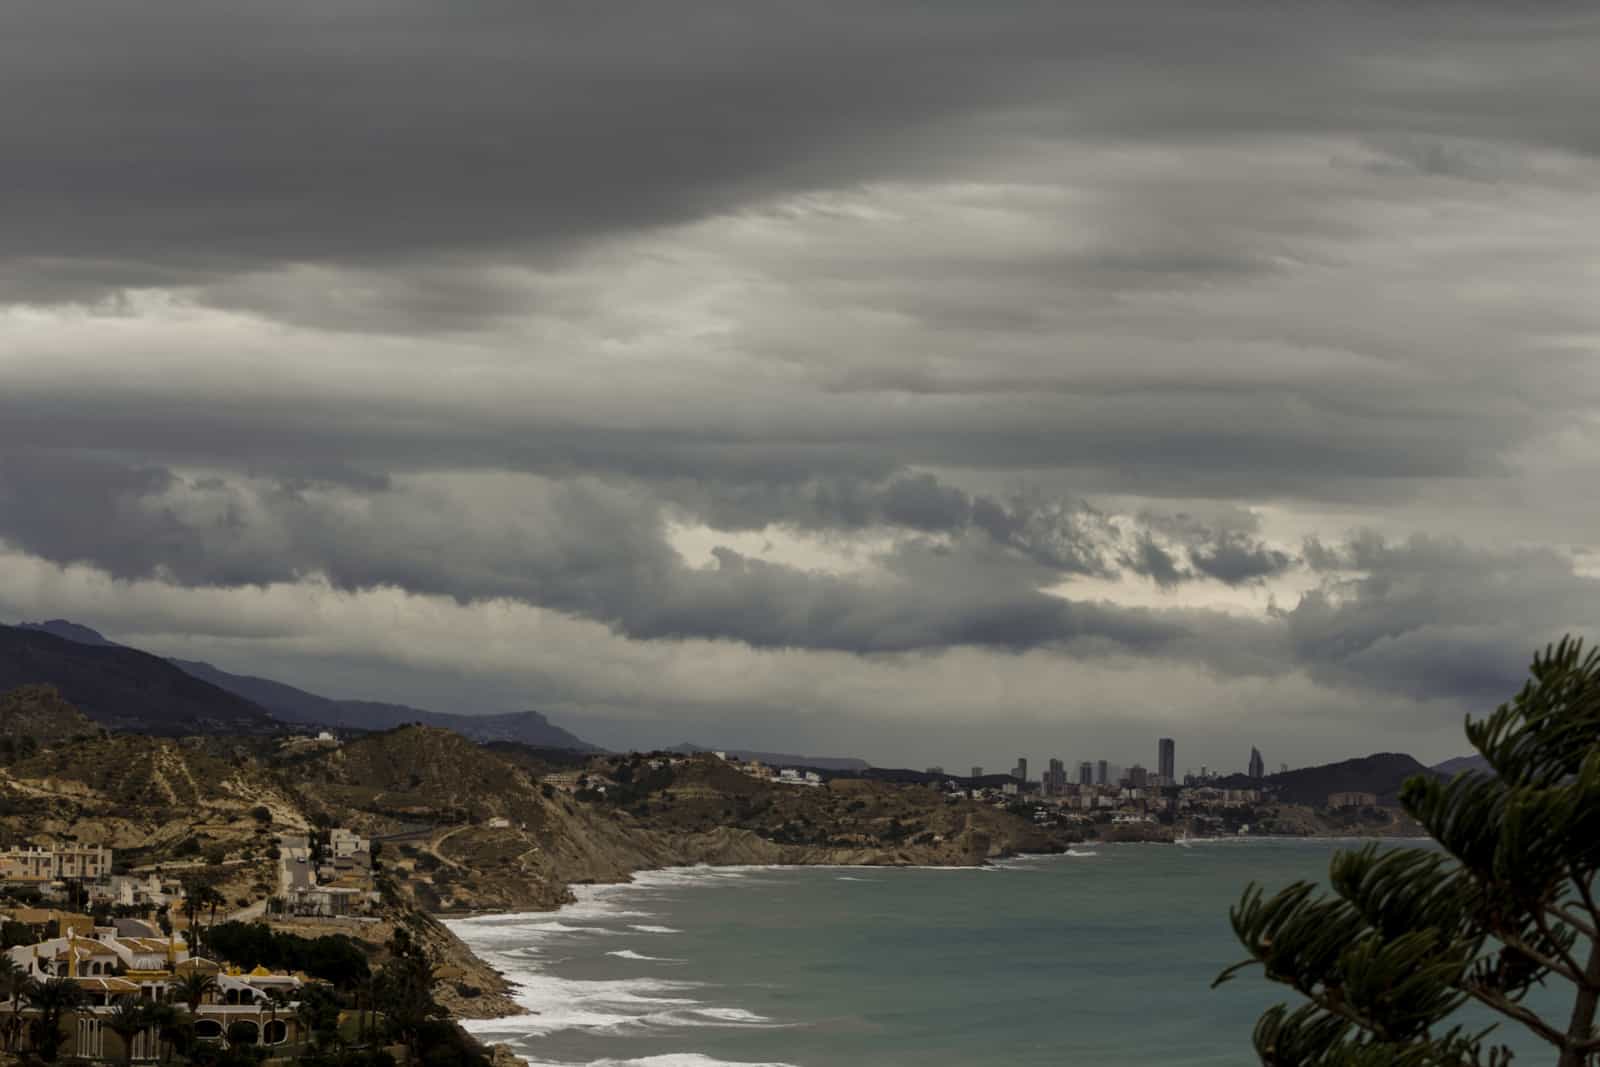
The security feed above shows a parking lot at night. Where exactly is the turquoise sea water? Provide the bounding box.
[449,840,1551,1067]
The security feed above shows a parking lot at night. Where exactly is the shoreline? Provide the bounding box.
[436,831,1435,1039]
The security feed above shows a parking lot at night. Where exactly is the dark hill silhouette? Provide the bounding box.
[1216,752,1440,806]
[0,624,279,734]
[18,616,596,751]
[1431,754,1492,776]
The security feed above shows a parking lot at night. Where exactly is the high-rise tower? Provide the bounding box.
[1248,746,1265,779]
[1158,737,1176,782]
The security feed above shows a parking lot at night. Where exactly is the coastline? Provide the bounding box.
[437,835,1442,1067]
[435,830,1435,1039]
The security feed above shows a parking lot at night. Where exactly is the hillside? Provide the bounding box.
[0,624,280,735]
[290,725,556,828]
[1218,752,1440,806]
[668,743,869,771]
[265,728,1071,915]
[0,684,98,743]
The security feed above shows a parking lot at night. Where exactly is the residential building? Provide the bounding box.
[328,828,367,859]
[1077,761,1093,786]
[0,845,114,885]
[4,928,308,1058]
[970,766,983,780]
[1126,764,1149,789]
[1012,758,1028,783]
[1096,759,1109,786]
[1158,738,1175,781]
[1328,791,1379,809]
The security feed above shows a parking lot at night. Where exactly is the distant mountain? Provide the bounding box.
[0,624,280,734]
[20,617,598,751]
[170,659,598,751]
[1431,754,1492,776]
[668,743,870,772]
[1217,752,1440,806]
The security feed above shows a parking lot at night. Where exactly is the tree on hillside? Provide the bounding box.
[375,927,444,1060]
[1217,637,1600,1066]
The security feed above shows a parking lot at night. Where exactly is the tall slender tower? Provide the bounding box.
[1248,746,1265,779]
[1158,738,1176,782]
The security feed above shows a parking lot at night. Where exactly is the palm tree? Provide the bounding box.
[258,986,290,1050]
[142,1001,182,1064]
[173,971,216,1014]
[105,995,150,1066]
[0,956,30,1051]
[25,976,82,1063]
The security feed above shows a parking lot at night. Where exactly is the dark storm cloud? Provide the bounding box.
[1284,533,1600,706]
[1118,510,1296,588]
[1189,534,1294,586]
[6,448,1598,725]
[658,475,1116,576]
[1121,534,1188,589]
[0,452,1172,655]
[3,3,1598,313]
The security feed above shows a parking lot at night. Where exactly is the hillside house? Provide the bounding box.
[2,929,308,1059]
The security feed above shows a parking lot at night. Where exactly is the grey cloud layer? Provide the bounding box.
[4,452,1597,720]
[2,3,1599,757]
[4,4,1599,300]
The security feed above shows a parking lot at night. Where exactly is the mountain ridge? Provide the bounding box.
[0,624,281,735]
[17,618,597,751]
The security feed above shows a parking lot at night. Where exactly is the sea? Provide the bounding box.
[448,839,1552,1067]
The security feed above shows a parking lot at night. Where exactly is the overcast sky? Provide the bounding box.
[3,3,1598,774]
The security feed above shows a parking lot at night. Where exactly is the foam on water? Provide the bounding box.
[607,949,685,963]
[448,867,786,1052]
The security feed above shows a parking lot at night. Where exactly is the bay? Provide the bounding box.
[450,839,1551,1066]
